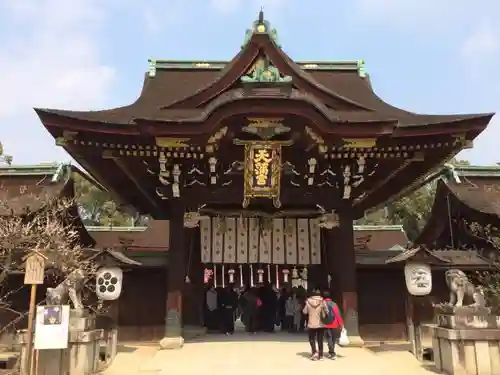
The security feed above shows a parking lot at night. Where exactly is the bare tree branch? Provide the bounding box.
[467,221,500,313]
[0,189,100,340]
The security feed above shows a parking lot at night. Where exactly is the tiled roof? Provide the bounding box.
[34,30,494,128]
[353,225,408,251]
[357,249,489,266]
[416,165,500,245]
[0,163,70,215]
[0,163,97,246]
[87,221,169,251]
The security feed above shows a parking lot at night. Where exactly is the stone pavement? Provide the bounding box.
[104,332,441,375]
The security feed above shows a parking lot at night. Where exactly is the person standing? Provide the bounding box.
[242,288,259,333]
[205,285,218,332]
[292,292,302,332]
[220,285,238,335]
[284,295,295,331]
[277,288,288,331]
[302,288,327,360]
[260,283,277,332]
[296,286,307,332]
[322,290,344,359]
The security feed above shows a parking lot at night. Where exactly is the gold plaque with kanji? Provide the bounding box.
[243,142,282,208]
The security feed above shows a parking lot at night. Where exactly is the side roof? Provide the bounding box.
[416,164,500,245]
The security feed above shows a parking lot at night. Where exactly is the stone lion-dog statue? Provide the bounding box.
[45,269,86,310]
[445,269,486,308]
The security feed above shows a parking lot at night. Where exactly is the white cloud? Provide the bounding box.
[141,0,187,34]
[460,21,498,68]
[458,19,500,165]
[0,0,115,164]
[353,0,499,34]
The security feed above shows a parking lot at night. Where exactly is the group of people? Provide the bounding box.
[302,289,344,360]
[204,283,281,334]
[203,283,344,361]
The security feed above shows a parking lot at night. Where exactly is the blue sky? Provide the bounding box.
[0,0,499,165]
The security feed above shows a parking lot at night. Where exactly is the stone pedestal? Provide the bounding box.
[343,310,364,347]
[159,336,184,350]
[69,309,95,332]
[17,309,104,375]
[427,307,500,375]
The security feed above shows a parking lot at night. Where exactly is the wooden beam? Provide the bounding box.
[160,185,348,210]
[357,147,462,212]
[112,157,161,215]
[354,159,413,208]
[65,146,131,210]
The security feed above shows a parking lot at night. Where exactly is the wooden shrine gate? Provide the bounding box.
[200,217,322,288]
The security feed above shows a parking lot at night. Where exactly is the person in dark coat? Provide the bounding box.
[204,285,219,332]
[260,283,278,332]
[241,288,259,333]
[277,287,289,331]
[220,285,238,335]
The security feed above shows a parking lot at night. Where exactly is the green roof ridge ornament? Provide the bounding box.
[148,59,157,77]
[441,163,461,184]
[357,60,366,77]
[242,8,282,49]
[241,55,292,83]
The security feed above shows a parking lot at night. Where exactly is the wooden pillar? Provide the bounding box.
[160,203,185,349]
[325,213,364,346]
[182,228,204,327]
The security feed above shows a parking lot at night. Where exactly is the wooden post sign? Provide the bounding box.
[24,251,46,285]
[22,251,47,375]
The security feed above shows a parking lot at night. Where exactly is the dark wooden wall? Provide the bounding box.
[117,268,166,342]
[357,268,407,341]
[357,267,451,342]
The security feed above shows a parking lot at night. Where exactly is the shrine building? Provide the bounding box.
[34,13,494,348]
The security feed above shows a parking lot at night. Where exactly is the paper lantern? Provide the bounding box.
[404,262,432,296]
[96,267,123,300]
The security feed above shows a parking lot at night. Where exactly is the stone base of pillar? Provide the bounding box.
[159,335,184,350]
[344,310,364,347]
[346,334,364,347]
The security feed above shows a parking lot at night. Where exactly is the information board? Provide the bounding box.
[34,305,70,350]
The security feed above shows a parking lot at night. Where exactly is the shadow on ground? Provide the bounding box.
[366,342,441,374]
[117,345,140,353]
[187,331,308,344]
[366,342,412,353]
[296,351,344,359]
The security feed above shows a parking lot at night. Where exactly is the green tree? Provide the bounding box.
[468,223,500,313]
[385,185,436,241]
[357,185,436,241]
[357,157,472,241]
[74,173,138,227]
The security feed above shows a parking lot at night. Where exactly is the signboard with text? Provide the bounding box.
[34,305,70,350]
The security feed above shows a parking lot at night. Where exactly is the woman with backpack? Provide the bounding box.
[302,288,328,360]
[322,290,344,359]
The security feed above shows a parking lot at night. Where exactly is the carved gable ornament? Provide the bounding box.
[386,246,450,296]
[241,56,292,84]
[242,118,290,140]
